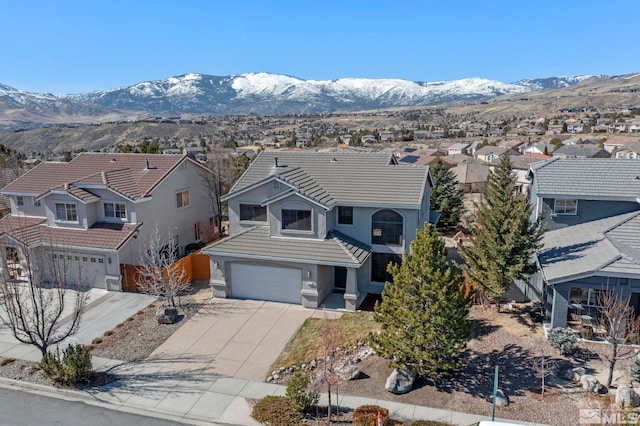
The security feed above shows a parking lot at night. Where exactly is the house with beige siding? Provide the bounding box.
[0,153,212,291]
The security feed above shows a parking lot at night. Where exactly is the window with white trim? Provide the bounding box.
[553,199,577,215]
[55,203,78,222]
[176,189,190,208]
[33,198,41,207]
[16,196,23,206]
[104,202,126,219]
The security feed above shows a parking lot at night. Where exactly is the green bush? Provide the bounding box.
[353,405,389,426]
[547,327,578,355]
[40,344,92,386]
[285,371,319,413]
[251,395,303,426]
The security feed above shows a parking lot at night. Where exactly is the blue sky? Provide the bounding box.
[3,0,639,94]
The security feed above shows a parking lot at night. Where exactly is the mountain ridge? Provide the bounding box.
[0,72,624,129]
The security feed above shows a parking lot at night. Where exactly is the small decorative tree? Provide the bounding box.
[137,223,190,307]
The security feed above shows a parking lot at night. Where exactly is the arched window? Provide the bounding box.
[371,210,403,246]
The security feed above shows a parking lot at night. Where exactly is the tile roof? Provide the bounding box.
[229,151,430,208]
[203,226,371,267]
[532,158,640,199]
[538,212,640,283]
[1,153,194,200]
[0,216,138,250]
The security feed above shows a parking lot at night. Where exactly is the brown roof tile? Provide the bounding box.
[2,153,192,200]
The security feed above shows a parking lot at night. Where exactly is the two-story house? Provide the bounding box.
[203,151,434,311]
[526,158,640,328]
[0,153,212,291]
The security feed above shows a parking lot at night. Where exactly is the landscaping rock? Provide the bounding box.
[492,389,509,407]
[560,366,586,382]
[581,374,604,393]
[155,306,179,324]
[385,368,416,394]
[338,364,361,380]
[616,386,640,407]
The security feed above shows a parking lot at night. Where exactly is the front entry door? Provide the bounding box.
[334,267,347,293]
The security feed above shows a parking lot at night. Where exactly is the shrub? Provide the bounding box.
[0,358,15,367]
[251,395,302,426]
[40,344,93,386]
[580,325,593,340]
[547,327,578,355]
[628,333,639,345]
[629,355,640,381]
[285,371,319,413]
[353,405,389,426]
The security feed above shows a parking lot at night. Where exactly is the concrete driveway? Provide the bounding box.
[0,289,155,361]
[149,298,341,381]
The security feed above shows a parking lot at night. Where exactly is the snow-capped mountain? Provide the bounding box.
[66,72,536,115]
[0,72,600,128]
[512,75,596,91]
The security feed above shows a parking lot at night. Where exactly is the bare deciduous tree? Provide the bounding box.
[595,290,640,389]
[311,316,343,422]
[532,344,557,398]
[137,223,189,307]
[201,146,252,232]
[0,242,90,357]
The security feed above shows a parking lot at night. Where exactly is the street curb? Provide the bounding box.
[0,376,226,426]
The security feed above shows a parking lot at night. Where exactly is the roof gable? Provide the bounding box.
[227,151,429,208]
[2,153,194,200]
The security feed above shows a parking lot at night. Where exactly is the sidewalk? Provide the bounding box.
[0,354,548,426]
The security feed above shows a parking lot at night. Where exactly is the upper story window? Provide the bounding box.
[33,198,41,207]
[338,206,354,225]
[372,209,403,246]
[104,202,126,219]
[240,204,267,222]
[176,189,190,208]
[16,196,24,206]
[55,203,78,222]
[553,199,577,215]
[282,209,312,231]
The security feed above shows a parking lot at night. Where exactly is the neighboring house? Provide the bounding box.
[183,146,207,162]
[551,145,610,159]
[615,140,640,159]
[447,142,470,155]
[474,146,519,163]
[505,154,551,195]
[525,158,640,328]
[203,151,434,311]
[524,144,556,155]
[0,153,213,291]
[379,131,394,142]
[451,163,490,193]
[499,140,527,153]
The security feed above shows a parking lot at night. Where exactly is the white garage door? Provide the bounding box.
[230,264,301,304]
[52,252,107,289]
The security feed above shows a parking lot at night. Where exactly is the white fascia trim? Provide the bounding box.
[76,185,137,203]
[35,242,119,254]
[134,197,153,203]
[1,191,38,197]
[537,193,639,203]
[47,190,96,204]
[203,251,362,268]
[222,176,294,202]
[261,191,330,211]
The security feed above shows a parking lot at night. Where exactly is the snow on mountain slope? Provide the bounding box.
[4,72,594,116]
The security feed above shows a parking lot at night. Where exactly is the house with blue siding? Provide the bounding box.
[527,158,640,327]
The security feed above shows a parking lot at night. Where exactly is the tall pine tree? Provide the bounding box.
[459,152,544,302]
[370,224,472,377]
[429,158,464,233]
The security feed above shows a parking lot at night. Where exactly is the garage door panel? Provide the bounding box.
[52,252,106,289]
[231,264,301,304]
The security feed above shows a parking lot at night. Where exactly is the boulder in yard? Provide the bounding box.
[156,305,179,324]
[580,374,604,393]
[385,368,416,394]
[492,389,509,407]
[616,386,640,407]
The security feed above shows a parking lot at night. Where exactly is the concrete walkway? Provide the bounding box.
[0,355,548,426]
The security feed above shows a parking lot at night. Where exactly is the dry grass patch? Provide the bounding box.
[272,311,378,369]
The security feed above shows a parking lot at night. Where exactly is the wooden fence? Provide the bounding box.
[120,252,210,293]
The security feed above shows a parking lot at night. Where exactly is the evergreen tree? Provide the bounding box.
[371,224,472,377]
[459,152,544,302]
[429,158,464,233]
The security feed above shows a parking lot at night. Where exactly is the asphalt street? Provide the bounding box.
[0,387,188,426]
